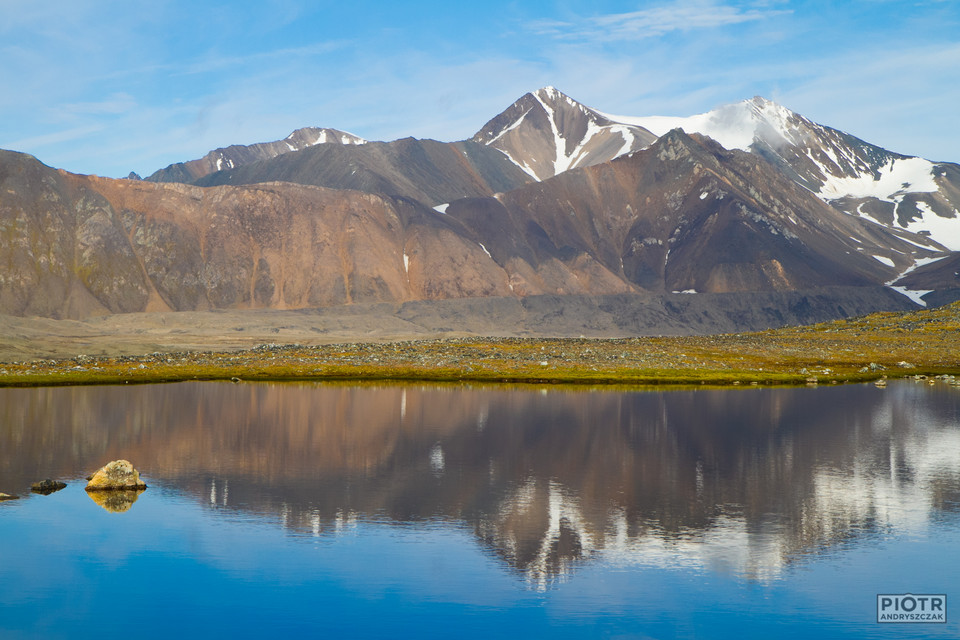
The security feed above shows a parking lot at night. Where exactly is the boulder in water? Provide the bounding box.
[31,479,67,495]
[85,460,148,491]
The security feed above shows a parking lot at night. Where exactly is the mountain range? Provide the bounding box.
[1,87,957,334]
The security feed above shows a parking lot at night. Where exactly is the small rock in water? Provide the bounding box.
[85,460,148,492]
[31,479,67,495]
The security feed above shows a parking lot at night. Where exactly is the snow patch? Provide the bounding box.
[600,97,798,152]
[609,124,639,158]
[672,289,698,294]
[532,89,569,176]
[902,201,960,251]
[493,147,539,180]
[884,254,949,306]
[872,255,895,267]
[478,242,492,259]
[888,255,951,283]
[699,191,709,200]
[817,157,938,202]
[433,203,449,214]
[403,253,409,273]
[489,108,532,144]
[887,286,933,307]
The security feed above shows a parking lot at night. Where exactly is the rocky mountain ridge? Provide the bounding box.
[145,126,366,183]
[471,86,658,181]
[606,96,960,251]
[150,88,960,257]
[2,87,958,327]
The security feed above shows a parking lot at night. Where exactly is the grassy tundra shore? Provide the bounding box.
[1,302,958,388]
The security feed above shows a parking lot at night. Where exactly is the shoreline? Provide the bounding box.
[2,308,958,388]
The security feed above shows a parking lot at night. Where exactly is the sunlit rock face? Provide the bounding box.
[5,87,960,324]
[85,459,147,491]
[0,123,943,324]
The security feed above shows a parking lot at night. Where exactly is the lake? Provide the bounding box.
[1,380,959,638]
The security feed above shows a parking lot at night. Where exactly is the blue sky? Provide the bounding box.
[1,0,958,178]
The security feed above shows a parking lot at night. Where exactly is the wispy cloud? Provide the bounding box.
[2,0,958,177]
[175,41,349,76]
[56,93,137,117]
[2,124,106,151]
[532,1,791,41]
[775,42,960,161]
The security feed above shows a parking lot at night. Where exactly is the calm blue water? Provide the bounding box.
[1,381,959,639]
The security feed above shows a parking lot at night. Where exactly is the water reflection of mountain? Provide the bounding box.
[2,381,958,584]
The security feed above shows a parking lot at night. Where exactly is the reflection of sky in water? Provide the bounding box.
[3,482,958,639]
[1,381,959,637]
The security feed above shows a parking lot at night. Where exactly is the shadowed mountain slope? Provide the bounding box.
[146,126,367,183]
[0,128,936,326]
[192,137,534,206]
[448,130,937,296]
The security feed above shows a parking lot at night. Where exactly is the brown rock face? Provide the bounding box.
[451,130,933,295]
[85,460,147,491]
[0,151,630,319]
[0,151,150,318]
[0,126,946,326]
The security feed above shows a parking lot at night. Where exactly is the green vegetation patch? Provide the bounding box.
[1,302,959,388]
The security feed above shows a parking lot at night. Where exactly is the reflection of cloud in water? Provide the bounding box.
[481,478,791,585]
[810,413,960,541]
[603,512,789,582]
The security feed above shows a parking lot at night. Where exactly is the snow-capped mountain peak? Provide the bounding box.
[599,96,810,154]
[475,88,960,250]
[473,87,657,181]
[605,95,959,251]
[283,126,367,149]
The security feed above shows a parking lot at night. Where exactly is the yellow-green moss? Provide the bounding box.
[1,303,958,389]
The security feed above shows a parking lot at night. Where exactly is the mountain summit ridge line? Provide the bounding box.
[1,87,958,326]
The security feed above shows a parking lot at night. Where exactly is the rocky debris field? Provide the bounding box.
[0,301,958,388]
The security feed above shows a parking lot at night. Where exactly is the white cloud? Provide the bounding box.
[2,124,106,151]
[174,41,349,77]
[774,43,960,161]
[534,0,791,41]
[57,93,137,117]
[1,0,958,178]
